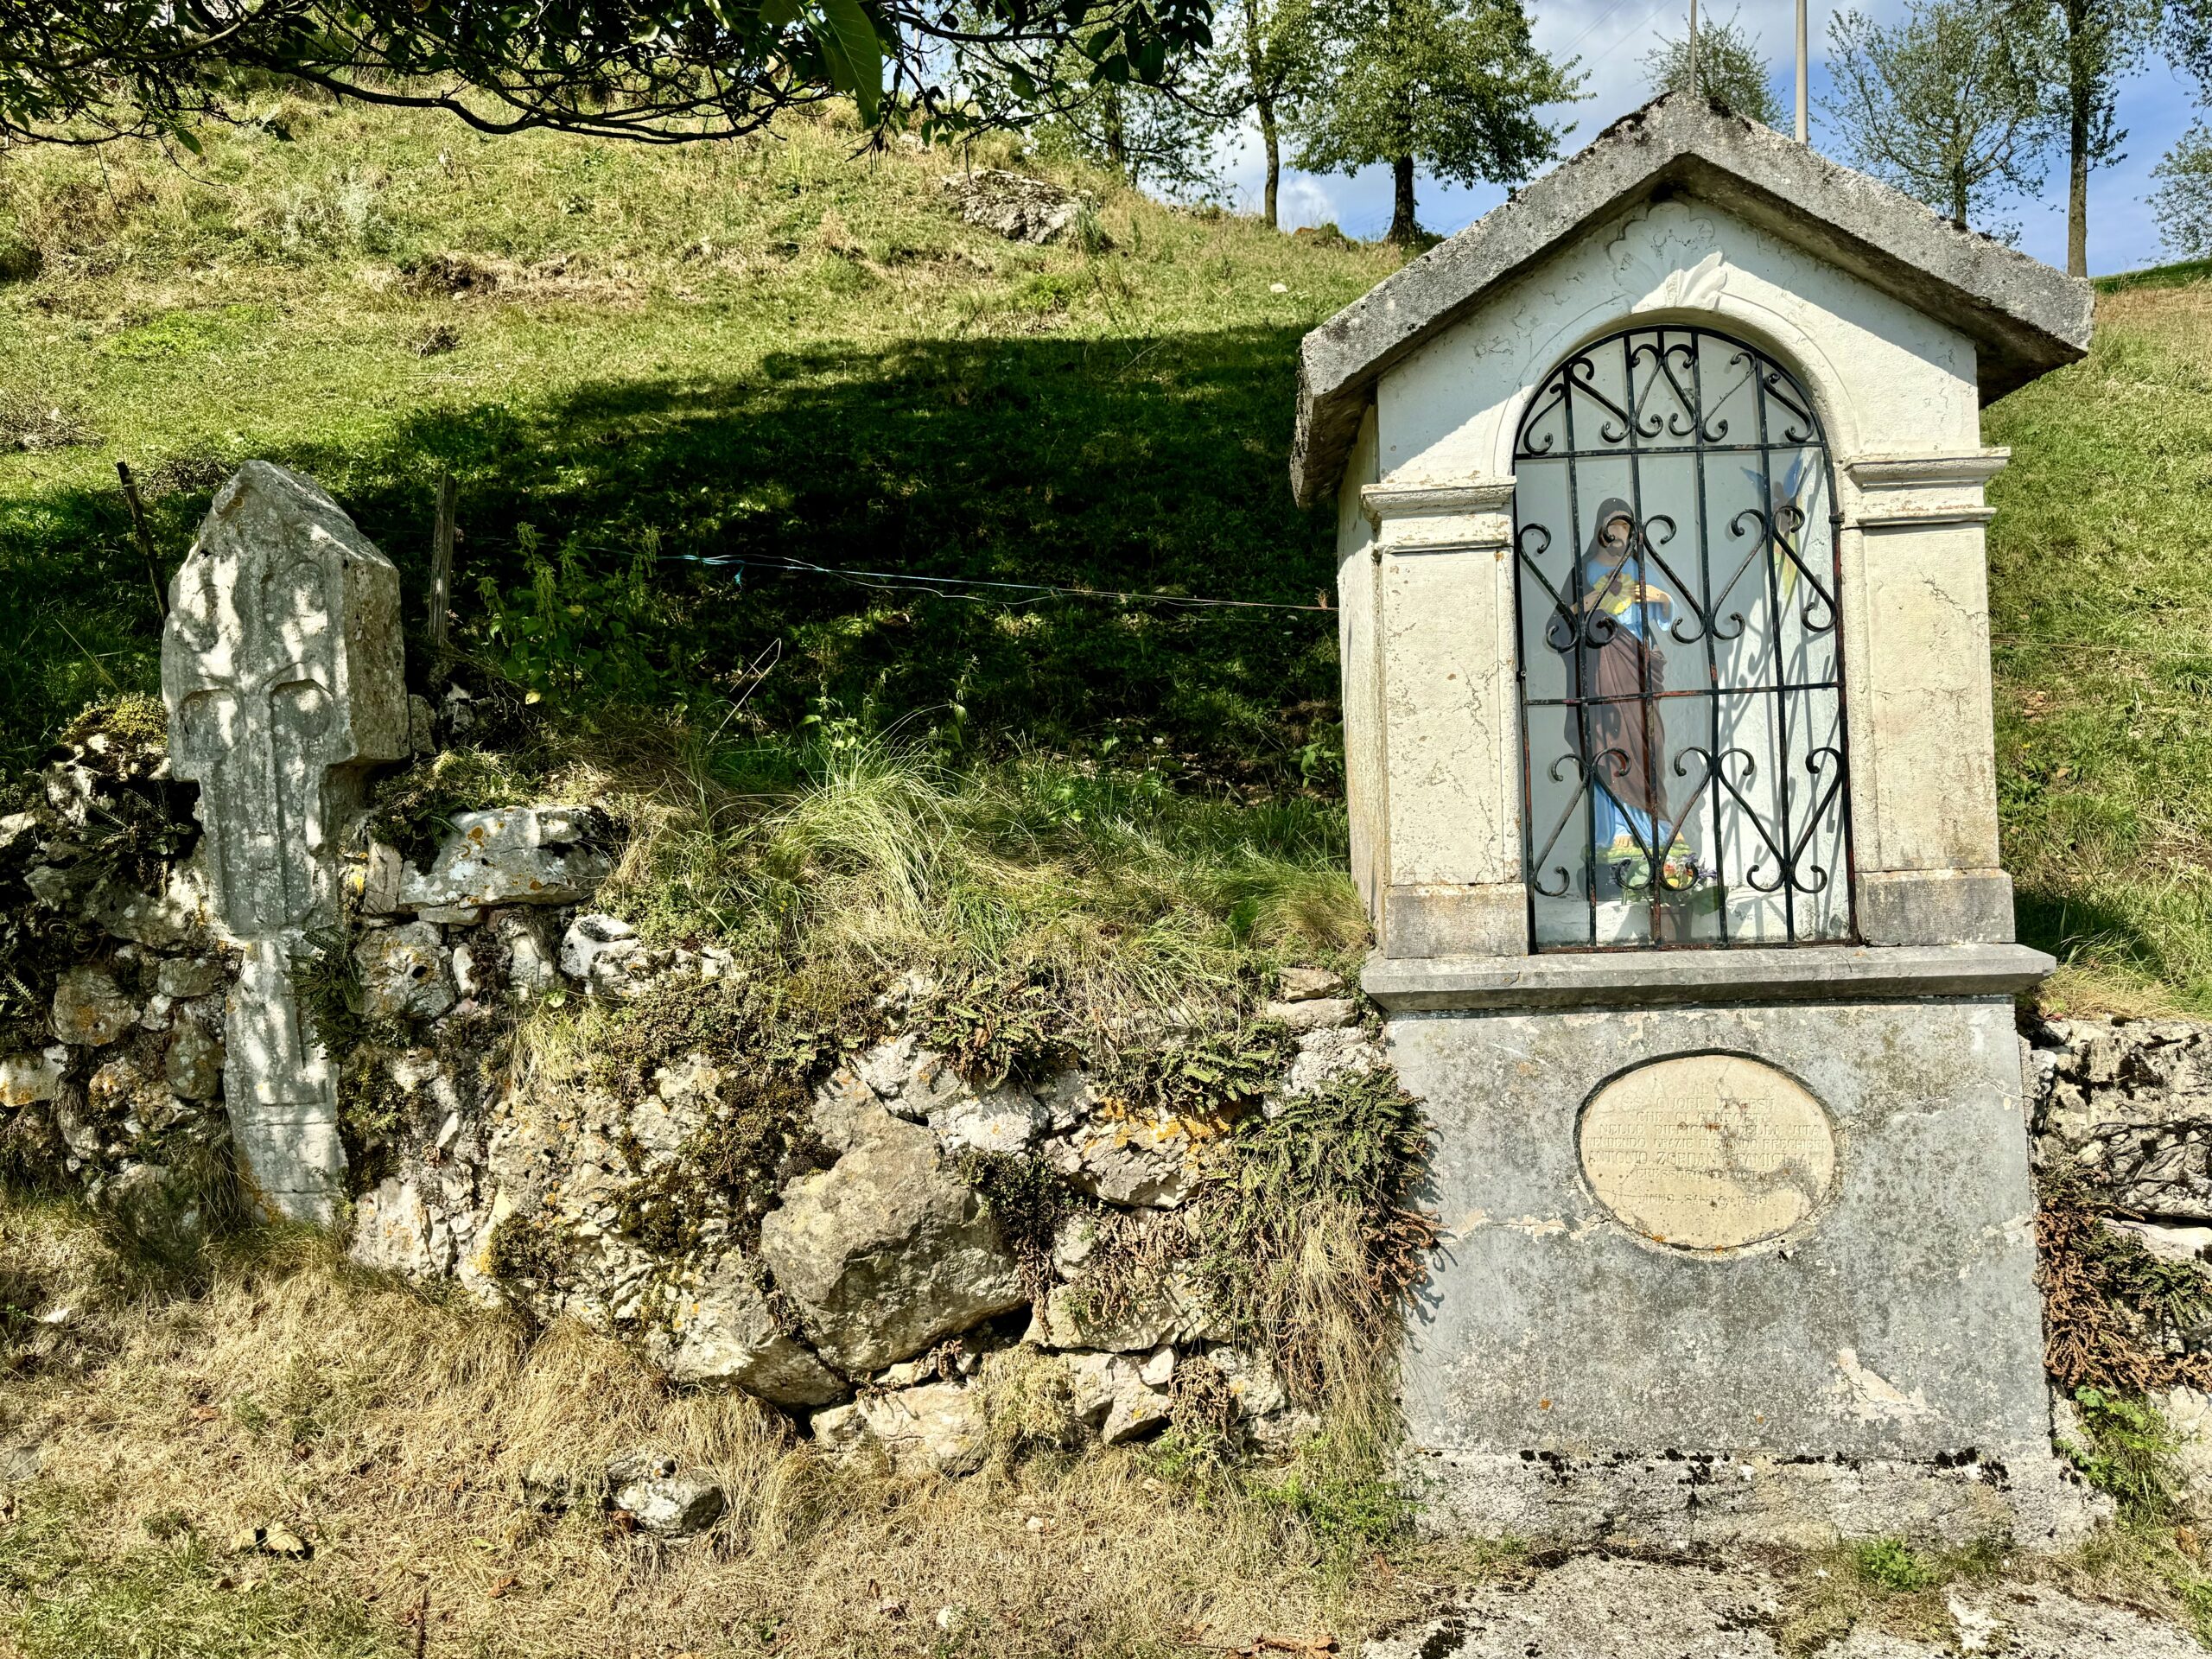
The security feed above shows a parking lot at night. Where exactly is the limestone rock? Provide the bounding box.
[940,170,1088,245]
[2031,1019,2212,1218]
[351,1177,454,1281]
[493,908,561,997]
[1036,1269,1217,1351]
[560,913,643,995]
[1062,1350,1173,1444]
[1205,1344,1287,1420]
[105,1162,201,1254]
[397,805,613,911]
[156,957,225,1000]
[90,872,201,949]
[1281,1025,1385,1100]
[604,1450,725,1539]
[646,1251,847,1407]
[1262,996,1357,1033]
[2106,1217,2212,1265]
[760,1109,1025,1376]
[163,1018,223,1100]
[1052,1106,1211,1209]
[1274,966,1344,1002]
[51,968,137,1046]
[0,1048,66,1107]
[813,1380,987,1476]
[925,1083,1050,1155]
[355,922,455,1024]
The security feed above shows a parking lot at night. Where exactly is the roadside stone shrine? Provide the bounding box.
[1295,94,2099,1544]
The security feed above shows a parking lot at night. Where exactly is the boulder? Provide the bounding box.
[605,1449,725,1539]
[350,1176,452,1281]
[812,1380,987,1476]
[939,170,1089,245]
[397,806,613,910]
[646,1251,848,1408]
[355,922,455,1024]
[51,968,138,1046]
[760,1103,1026,1376]
[0,1047,66,1107]
[163,1018,223,1100]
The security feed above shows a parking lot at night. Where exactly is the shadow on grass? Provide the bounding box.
[0,326,1343,785]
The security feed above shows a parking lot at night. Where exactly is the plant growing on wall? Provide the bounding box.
[1287,0,1579,245]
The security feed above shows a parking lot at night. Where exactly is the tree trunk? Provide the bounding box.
[2066,0,2089,278]
[1388,155,1419,244]
[2067,99,2088,277]
[1257,92,1281,231]
[1243,0,1281,232]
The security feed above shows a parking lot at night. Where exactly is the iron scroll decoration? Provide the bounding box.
[1510,326,1856,951]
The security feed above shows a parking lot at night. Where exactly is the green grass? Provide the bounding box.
[9,91,2212,1014]
[1986,282,2212,1012]
[0,93,1396,780]
[0,1485,400,1659]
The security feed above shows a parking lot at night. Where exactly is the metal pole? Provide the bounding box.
[1795,0,1809,142]
[1688,0,1700,96]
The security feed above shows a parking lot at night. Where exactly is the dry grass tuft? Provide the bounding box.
[0,1196,1461,1658]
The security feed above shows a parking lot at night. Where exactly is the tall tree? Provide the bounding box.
[1822,0,2053,234]
[2149,119,2212,256]
[1291,0,1577,244]
[2013,0,2159,275]
[2,0,1217,148]
[1643,10,1783,126]
[1039,62,1227,198]
[1201,0,1323,227]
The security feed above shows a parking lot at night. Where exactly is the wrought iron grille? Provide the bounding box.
[1511,325,1854,951]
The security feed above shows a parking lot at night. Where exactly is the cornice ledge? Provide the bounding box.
[1844,449,2011,488]
[1361,479,1517,528]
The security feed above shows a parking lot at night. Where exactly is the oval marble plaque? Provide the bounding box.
[1578,1054,1837,1250]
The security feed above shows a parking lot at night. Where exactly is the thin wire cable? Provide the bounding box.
[668,552,1335,613]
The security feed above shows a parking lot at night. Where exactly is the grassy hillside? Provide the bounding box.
[0,97,1393,790]
[4,94,2212,1018]
[1988,276,2212,1014]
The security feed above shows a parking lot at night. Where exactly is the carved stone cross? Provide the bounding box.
[162,462,407,1224]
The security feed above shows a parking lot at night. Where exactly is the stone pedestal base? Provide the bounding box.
[1410,1446,2105,1551]
[1372,948,2075,1548]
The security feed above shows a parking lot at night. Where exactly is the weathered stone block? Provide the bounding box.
[1391,995,2066,1542]
[397,806,612,911]
[759,1107,1024,1376]
[51,968,137,1046]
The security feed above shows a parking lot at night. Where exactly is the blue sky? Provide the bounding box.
[1210,0,2206,275]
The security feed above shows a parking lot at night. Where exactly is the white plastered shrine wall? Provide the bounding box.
[1335,194,2017,959]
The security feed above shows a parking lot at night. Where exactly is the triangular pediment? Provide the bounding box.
[1291,93,2094,505]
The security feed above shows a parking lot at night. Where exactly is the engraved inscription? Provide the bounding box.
[1579,1054,1837,1250]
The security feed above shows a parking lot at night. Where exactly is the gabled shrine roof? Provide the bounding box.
[1290,92,2094,506]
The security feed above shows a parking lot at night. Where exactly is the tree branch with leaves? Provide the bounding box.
[1289,0,1576,245]
[1822,0,2053,236]
[1,0,1220,150]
